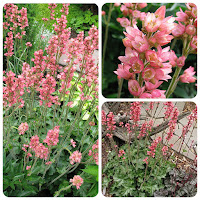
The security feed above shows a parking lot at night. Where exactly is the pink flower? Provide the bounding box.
[26,166,31,170]
[145,81,163,91]
[142,67,155,81]
[155,5,166,20]
[144,13,161,33]
[70,175,83,189]
[117,17,131,28]
[190,36,197,49]
[44,126,60,146]
[114,64,132,80]
[130,58,144,73]
[179,66,196,83]
[143,157,148,164]
[162,146,168,155]
[176,56,186,68]
[26,42,32,47]
[88,140,98,165]
[70,139,76,148]
[45,161,52,165]
[159,16,176,34]
[118,149,125,157]
[176,8,188,22]
[172,22,185,37]
[18,122,29,135]
[69,150,82,165]
[185,25,196,35]
[102,11,106,16]
[128,80,143,97]
[152,31,174,46]
[89,121,95,126]
[150,89,166,98]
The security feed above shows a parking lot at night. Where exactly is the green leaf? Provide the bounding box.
[82,165,98,181]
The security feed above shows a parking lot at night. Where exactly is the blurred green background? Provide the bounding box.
[102,3,197,98]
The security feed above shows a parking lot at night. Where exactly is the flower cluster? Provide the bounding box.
[118,149,125,159]
[70,139,76,148]
[137,120,153,138]
[130,102,142,125]
[18,122,29,135]
[166,107,179,141]
[182,106,197,138]
[147,136,162,158]
[69,150,82,165]
[3,4,29,57]
[44,126,60,146]
[106,112,116,138]
[88,140,98,165]
[70,175,83,190]
[114,3,197,98]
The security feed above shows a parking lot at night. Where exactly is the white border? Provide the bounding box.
[1,0,200,200]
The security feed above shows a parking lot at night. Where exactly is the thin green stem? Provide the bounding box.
[102,3,114,73]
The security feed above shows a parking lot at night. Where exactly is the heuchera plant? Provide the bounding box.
[3,3,98,197]
[102,102,197,197]
[113,3,197,98]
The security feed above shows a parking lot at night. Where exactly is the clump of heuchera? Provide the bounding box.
[88,140,98,165]
[114,3,197,98]
[70,175,83,190]
[69,150,82,165]
[18,122,29,135]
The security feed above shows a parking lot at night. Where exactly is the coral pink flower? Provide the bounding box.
[142,67,155,81]
[143,157,148,164]
[172,22,185,37]
[162,146,168,155]
[176,56,186,68]
[114,64,133,80]
[185,24,196,35]
[128,80,143,97]
[69,150,82,165]
[117,17,131,27]
[70,175,83,189]
[150,89,166,98]
[26,166,31,170]
[133,59,144,74]
[176,8,188,22]
[102,11,106,16]
[18,122,29,135]
[159,16,176,34]
[144,13,161,33]
[44,126,60,146]
[145,81,163,91]
[152,31,174,46]
[190,36,197,49]
[70,139,76,148]
[26,42,32,47]
[89,140,98,165]
[118,149,125,157]
[179,66,196,83]
[155,5,166,19]
[45,161,52,165]
[131,35,149,52]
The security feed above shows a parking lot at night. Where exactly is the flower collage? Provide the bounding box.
[2,1,199,199]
